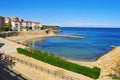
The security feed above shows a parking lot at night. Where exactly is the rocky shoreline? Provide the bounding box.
[95,46,120,80]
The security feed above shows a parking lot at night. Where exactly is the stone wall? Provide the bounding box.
[18,31,47,36]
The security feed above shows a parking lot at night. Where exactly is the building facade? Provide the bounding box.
[11,16,42,31]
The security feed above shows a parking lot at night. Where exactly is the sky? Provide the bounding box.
[0,0,120,27]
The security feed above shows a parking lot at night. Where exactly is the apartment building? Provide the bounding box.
[11,16,42,31]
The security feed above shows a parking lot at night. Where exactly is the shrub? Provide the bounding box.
[29,26,32,30]
[109,74,120,80]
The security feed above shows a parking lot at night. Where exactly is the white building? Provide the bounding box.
[11,16,42,31]
[11,20,22,31]
[32,22,42,31]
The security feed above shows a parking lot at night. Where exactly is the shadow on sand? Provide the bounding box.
[0,53,27,80]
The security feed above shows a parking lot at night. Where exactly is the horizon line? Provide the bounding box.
[60,26,120,28]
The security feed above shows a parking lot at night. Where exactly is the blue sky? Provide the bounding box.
[0,0,120,27]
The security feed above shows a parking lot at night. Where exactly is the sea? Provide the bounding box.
[26,27,120,61]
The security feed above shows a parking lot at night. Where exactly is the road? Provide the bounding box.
[0,60,27,80]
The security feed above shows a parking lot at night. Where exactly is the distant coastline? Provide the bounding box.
[61,26,120,28]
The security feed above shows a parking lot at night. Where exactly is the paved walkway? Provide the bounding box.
[0,38,25,54]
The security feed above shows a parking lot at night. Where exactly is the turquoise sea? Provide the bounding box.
[26,27,120,61]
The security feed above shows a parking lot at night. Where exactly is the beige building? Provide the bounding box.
[5,17,11,24]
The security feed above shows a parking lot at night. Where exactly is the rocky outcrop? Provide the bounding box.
[53,34,84,38]
[95,46,120,79]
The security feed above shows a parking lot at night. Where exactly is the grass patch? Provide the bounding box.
[108,74,120,80]
[17,48,101,79]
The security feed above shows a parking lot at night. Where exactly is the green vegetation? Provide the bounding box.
[41,25,60,30]
[17,48,101,79]
[109,74,120,80]
[20,26,24,31]
[26,26,29,31]
[29,26,32,30]
[3,21,12,31]
[6,21,12,31]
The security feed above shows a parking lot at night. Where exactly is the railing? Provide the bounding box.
[5,55,80,80]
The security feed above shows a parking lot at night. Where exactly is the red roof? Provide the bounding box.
[12,20,40,24]
[12,20,23,22]
[33,22,40,24]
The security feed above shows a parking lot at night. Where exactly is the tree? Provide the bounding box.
[5,21,12,31]
[20,26,24,31]
[29,26,32,30]
[41,25,60,30]
[26,26,29,31]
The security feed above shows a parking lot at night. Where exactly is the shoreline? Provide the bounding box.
[4,31,112,68]
[1,31,119,79]
[0,32,93,80]
[5,31,93,67]
[67,58,95,67]
[5,31,84,44]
